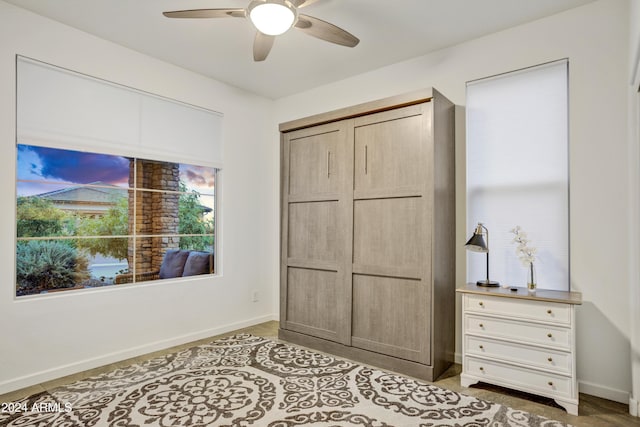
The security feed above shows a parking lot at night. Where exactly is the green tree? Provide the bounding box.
[50,182,213,258]
[76,196,129,260]
[16,196,75,237]
[178,182,214,251]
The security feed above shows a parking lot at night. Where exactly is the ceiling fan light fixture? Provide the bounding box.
[163,0,359,62]
[248,0,297,36]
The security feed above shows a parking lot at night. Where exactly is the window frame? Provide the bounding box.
[15,56,223,298]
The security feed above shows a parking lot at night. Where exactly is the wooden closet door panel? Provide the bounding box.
[350,102,433,364]
[288,201,337,263]
[354,110,426,195]
[288,128,340,197]
[286,267,338,341]
[351,275,430,363]
[352,197,425,278]
[281,120,352,345]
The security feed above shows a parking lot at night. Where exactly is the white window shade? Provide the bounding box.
[16,56,223,167]
[17,57,139,148]
[140,96,222,165]
[466,60,569,291]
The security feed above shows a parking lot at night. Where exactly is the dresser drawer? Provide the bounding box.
[464,294,570,324]
[465,335,571,374]
[465,314,571,350]
[465,356,573,399]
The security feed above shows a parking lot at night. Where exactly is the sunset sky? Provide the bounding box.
[17,144,215,197]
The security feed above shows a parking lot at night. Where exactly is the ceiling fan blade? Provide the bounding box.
[295,14,359,47]
[290,0,322,8]
[254,32,275,61]
[163,9,246,19]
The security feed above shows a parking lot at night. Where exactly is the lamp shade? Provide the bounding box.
[465,233,488,253]
[249,0,297,36]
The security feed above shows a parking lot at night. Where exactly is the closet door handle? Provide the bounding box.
[364,145,368,175]
[327,151,331,179]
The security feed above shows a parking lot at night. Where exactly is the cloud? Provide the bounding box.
[185,169,206,186]
[24,146,130,185]
[181,165,215,192]
[19,145,217,195]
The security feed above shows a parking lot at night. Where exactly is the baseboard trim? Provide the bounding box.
[630,397,639,417]
[0,313,278,395]
[578,379,629,404]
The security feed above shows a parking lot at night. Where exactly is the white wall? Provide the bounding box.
[0,0,279,393]
[275,0,632,403]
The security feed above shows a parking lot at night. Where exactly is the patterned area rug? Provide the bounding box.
[1,334,571,426]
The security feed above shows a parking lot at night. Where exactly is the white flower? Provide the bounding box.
[510,226,536,265]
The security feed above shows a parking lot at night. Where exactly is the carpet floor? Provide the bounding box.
[0,334,571,426]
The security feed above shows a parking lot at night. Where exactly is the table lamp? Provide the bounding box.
[465,222,499,287]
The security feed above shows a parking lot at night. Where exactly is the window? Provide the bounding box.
[466,60,569,291]
[16,145,217,296]
[15,56,223,297]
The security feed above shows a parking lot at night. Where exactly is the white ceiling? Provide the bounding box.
[5,0,596,99]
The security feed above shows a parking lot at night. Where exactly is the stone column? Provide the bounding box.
[127,160,180,274]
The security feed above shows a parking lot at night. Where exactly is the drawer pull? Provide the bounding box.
[479,323,484,328]
[548,381,554,387]
[547,357,553,362]
[479,367,484,371]
[547,333,553,338]
[479,345,484,350]
[479,301,484,307]
[547,309,553,314]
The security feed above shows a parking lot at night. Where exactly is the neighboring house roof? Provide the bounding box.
[34,182,212,215]
[36,182,124,215]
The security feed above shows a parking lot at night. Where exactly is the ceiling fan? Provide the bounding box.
[163,0,359,61]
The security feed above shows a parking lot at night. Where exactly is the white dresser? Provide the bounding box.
[457,284,582,415]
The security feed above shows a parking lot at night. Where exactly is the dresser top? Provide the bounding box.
[457,283,582,305]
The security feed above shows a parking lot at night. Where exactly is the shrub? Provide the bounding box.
[17,196,75,238]
[16,241,90,293]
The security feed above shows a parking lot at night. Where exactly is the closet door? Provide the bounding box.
[280,121,352,343]
[350,103,433,363]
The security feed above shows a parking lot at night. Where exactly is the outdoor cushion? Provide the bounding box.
[158,249,190,279]
[182,251,211,277]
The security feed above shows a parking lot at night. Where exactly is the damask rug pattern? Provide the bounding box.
[0,334,571,426]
